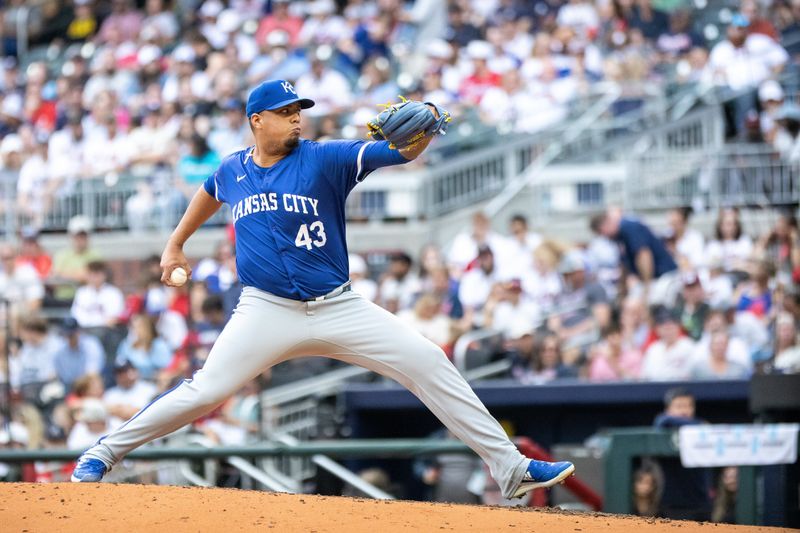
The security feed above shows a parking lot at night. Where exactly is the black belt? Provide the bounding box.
[301,281,352,302]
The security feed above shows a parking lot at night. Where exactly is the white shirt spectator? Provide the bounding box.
[692,333,752,370]
[0,263,44,306]
[379,274,421,311]
[17,151,53,212]
[83,129,133,176]
[676,229,705,268]
[707,34,789,91]
[501,232,542,279]
[104,379,158,428]
[704,236,753,272]
[775,346,800,372]
[556,1,600,37]
[459,268,499,311]
[48,128,86,182]
[71,283,125,328]
[397,309,452,347]
[295,68,353,117]
[492,298,541,338]
[641,337,696,380]
[520,269,562,312]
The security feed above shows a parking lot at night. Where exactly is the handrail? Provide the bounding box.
[227,455,293,493]
[261,366,371,406]
[0,440,479,462]
[452,328,504,374]
[274,433,394,500]
[484,86,622,218]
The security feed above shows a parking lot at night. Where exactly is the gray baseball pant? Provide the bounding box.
[86,287,529,498]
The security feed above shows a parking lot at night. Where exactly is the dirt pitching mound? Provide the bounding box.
[0,483,788,532]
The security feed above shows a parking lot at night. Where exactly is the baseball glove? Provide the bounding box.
[366,97,451,149]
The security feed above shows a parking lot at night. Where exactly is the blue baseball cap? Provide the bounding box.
[245,80,315,117]
[731,13,750,27]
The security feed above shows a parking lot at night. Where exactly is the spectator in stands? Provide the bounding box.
[458,245,501,328]
[588,323,643,381]
[14,316,55,383]
[772,311,800,373]
[207,98,250,157]
[632,463,663,517]
[704,208,753,275]
[758,80,785,143]
[740,0,779,40]
[255,0,303,47]
[591,209,679,306]
[115,313,173,381]
[522,240,564,312]
[447,212,509,276]
[641,306,696,381]
[295,48,353,118]
[187,294,227,370]
[397,293,453,351]
[516,332,579,384]
[482,278,540,339]
[103,360,157,428]
[71,260,125,330]
[549,249,611,349]
[378,252,421,313]
[755,212,799,283]
[194,239,236,294]
[711,466,738,524]
[426,265,464,322]
[735,259,774,321]
[0,242,44,319]
[675,272,710,341]
[666,207,704,270]
[620,295,650,353]
[690,330,750,380]
[694,308,752,371]
[653,388,712,521]
[67,398,110,451]
[502,214,542,280]
[349,253,377,302]
[177,134,221,198]
[16,228,52,280]
[459,40,502,106]
[52,216,102,297]
[706,14,788,137]
[656,10,702,61]
[53,317,105,390]
[704,254,735,310]
[17,132,57,228]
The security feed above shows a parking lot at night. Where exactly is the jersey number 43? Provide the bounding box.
[295,221,327,250]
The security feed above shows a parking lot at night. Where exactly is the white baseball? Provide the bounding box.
[169,267,188,286]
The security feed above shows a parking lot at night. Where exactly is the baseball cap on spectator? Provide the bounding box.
[730,13,750,27]
[67,215,93,235]
[267,30,290,48]
[759,80,784,103]
[79,399,108,423]
[653,305,680,325]
[467,40,493,61]
[477,244,493,256]
[348,253,368,276]
[0,133,22,155]
[172,44,196,64]
[218,9,241,33]
[245,80,315,117]
[200,0,223,18]
[426,39,453,60]
[682,271,702,287]
[60,317,80,334]
[20,225,39,241]
[138,44,162,66]
[114,359,135,373]
[558,250,585,274]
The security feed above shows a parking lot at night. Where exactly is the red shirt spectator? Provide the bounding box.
[255,1,303,47]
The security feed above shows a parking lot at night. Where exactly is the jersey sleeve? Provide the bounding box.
[318,139,408,194]
[202,153,239,203]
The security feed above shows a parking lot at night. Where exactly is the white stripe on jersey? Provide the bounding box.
[355,142,373,183]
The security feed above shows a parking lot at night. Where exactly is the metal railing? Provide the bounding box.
[627,143,800,210]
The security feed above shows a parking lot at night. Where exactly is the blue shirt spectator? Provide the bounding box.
[53,318,105,389]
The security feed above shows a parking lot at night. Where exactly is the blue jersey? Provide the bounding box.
[203,139,407,300]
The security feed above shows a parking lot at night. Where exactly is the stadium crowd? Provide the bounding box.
[0,0,798,509]
[0,0,798,228]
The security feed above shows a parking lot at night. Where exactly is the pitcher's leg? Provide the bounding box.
[314,294,528,498]
[83,291,306,468]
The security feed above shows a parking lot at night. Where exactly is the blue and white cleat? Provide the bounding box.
[512,459,576,498]
[71,456,108,482]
